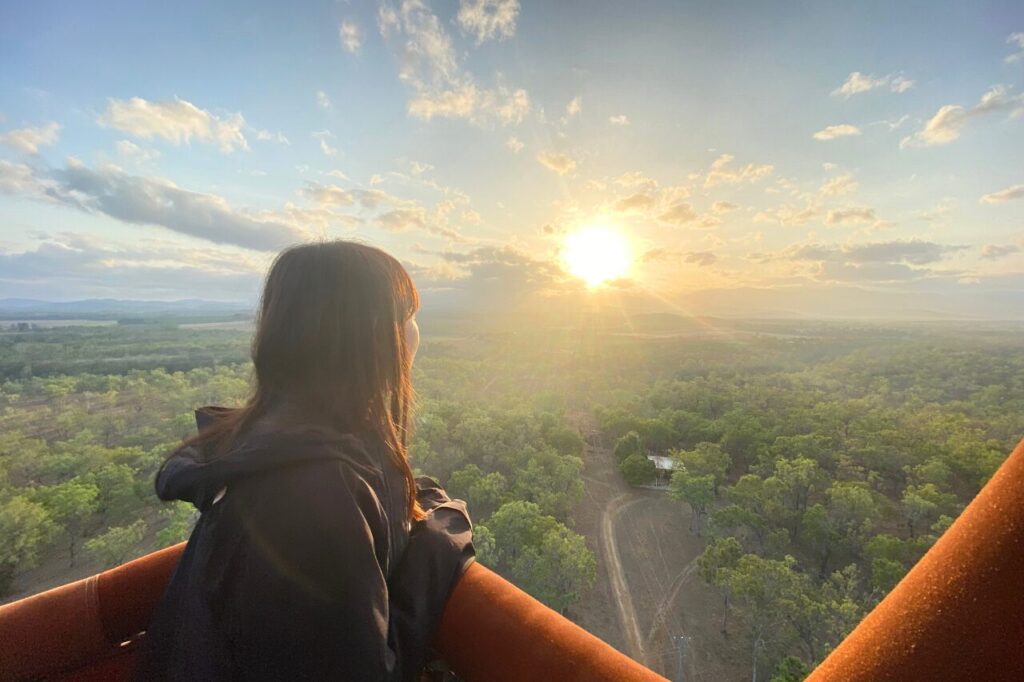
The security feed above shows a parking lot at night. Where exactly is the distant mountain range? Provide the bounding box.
[0,298,254,318]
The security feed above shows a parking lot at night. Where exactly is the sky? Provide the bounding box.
[1,0,1023,317]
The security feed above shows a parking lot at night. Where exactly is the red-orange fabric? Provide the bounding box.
[435,561,667,681]
[807,437,1024,681]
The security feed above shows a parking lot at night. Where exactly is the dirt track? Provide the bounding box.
[569,412,749,681]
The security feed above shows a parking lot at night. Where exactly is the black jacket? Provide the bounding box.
[132,407,475,681]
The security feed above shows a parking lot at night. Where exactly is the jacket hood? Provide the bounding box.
[156,407,385,512]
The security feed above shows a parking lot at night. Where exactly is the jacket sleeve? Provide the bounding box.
[226,461,473,682]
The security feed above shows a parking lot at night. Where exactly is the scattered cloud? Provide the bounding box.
[609,114,630,125]
[566,96,582,118]
[456,0,520,45]
[658,202,698,225]
[813,124,862,140]
[981,244,1021,260]
[613,192,656,213]
[97,97,249,153]
[505,136,524,153]
[0,121,61,154]
[340,21,362,53]
[832,71,915,97]
[825,207,877,225]
[901,85,1024,147]
[312,130,339,157]
[819,174,858,196]
[980,184,1024,204]
[756,239,968,282]
[302,182,355,206]
[378,207,462,240]
[1006,32,1024,64]
[115,139,161,165]
[379,0,530,126]
[642,247,717,267]
[317,90,333,109]
[536,150,576,175]
[703,154,773,188]
[711,201,738,213]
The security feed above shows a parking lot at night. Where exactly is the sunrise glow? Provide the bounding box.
[562,225,632,287]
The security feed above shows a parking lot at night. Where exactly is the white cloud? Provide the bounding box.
[98,97,249,153]
[505,136,524,153]
[819,174,858,196]
[115,139,160,164]
[457,0,520,45]
[704,154,773,188]
[317,90,333,109]
[712,201,738,213]
[536,151,576,175]
[0,121,61,154]
[378,0,530,127]
[340,21,362,53]
[813,124,862,140]
[980,184,1024,204]
[657,202,697,225]
[1006,32,1024,64]
[825,207,877,225]
[312,130,339,157]
[832,71,915,97]
[613,193,656,213]
[981,244,1021,260]
[302,182,355,206]
[566,96,582,118]
[609,114,630,125]
[255,129,289,144]
[901,85,1024,147]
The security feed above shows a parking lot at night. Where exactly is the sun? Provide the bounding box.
[561,224,632,287]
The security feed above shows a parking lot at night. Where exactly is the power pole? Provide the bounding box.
[671,634,690,682]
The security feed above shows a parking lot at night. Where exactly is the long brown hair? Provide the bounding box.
[174,239,426,522]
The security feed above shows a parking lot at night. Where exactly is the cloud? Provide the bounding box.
[684,250,717,266]
[609,114,630,125]
[832,71,915,97]
[506,136,524,153]
[981,244,1021,260]
[615,171,658,191]
[255,129,289,144]
[641,247,717,266]
[566,96,582,118]
[115,139,161,165]
[900,85,1024,147]
[704,154,773,188]
[813,124,862,140]
[379,0,530,127]
[302,182,355,206]
[97,97,249,153]
[819,174,858,196]
[712,201,738,213]
[0,234,267,300]
[317,91,333,109]
[825,207,877,225]
[753,205,819,226]
[0,121,61,154]
[0,159,42,194]
[18,160,312,250]
[980,184,1024,204]
[312,130,339,157]
[536,151,576,175]
[340,21,362,53]
[657,202,697,225]
[613,192,655,212]
[378,207,462,240]
[757,239,968,282]
[456,0,520,45]
[1006,32,1024,64]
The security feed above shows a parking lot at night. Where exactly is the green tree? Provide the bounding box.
[670,471,715,535]
[613,430,643,463]
[0,496,57,596]
[85,519,148,568]
[672,442,732,495]
[35,479,101,566]
[698,536,743,632]
[619,452,656,485]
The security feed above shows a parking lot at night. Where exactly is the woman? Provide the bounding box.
[133,240,475,681]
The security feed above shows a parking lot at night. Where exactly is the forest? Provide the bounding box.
[2,313,1022,680]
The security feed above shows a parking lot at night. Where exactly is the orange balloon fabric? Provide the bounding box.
[807,437,1024,681]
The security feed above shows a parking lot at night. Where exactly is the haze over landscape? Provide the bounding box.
[1,0,1023,317]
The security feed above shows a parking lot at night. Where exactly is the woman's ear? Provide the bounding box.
[405,316,420,361]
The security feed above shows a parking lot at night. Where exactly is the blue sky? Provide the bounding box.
[1,0,1022,316]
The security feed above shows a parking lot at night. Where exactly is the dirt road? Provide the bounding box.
[569,412,750,681]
